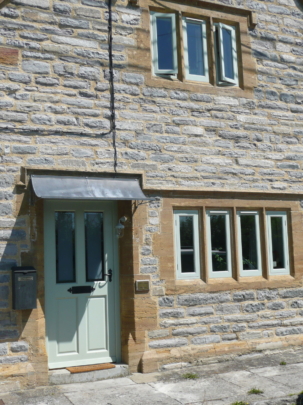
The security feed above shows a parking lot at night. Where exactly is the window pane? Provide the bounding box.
[156,17,174,70]
[179,216,194,273]
[240,215,258,270]
[271,217,285,269]
[222,28,234,80]
[187,22,205,76]
[181,251,195,273]
[180,216,193,248]
[85,212,104,281]
[210,215,228,272]
[55,212,75,283]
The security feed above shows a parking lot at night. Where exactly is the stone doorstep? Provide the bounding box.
[49,364,129,385]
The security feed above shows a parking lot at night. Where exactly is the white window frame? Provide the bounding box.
[215,22,238,86]
[182,17,209,82]
[237,211,262,277]
[150,12,178,75]
[266,211,290,276]
[206,210,232,279]
[174,210,200,280]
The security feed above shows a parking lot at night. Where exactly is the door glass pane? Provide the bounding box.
[85,212,104,281]
[240,215,258,270]
[180,216,194,273]
[210,215,228,272]
[156,17,174,70]
[271,217,285,269]
[55,212,75,283]
[222,27,234,79]
[187,22,205,76]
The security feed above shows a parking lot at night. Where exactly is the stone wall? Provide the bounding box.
[0,0,303,387]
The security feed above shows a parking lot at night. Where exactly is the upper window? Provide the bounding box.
[150,12,177,75]
[150,11,239,86]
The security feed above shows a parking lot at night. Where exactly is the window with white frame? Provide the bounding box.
[183,17,209,82]
[174,210,200,279]
[174,208,291,281]
[150,11,239,86]
[206,210,232,278]
[214,23,238,86]
[150,12,177,75]
[237,211,262,277]
[266,211,290,276]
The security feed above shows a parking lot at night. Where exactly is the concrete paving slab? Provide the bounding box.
[64,383,181,405]
[151,376,241,404]
[265,373,303,392]
[59,376,135,393]
[219,369,290,398]
[251,362,303,377]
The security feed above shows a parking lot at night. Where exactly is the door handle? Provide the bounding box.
[104,269,112,282]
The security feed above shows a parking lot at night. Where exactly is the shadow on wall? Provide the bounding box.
[0,183,44,347]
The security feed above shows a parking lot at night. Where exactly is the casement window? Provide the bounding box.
[183,18,209,83]
[174,210,200,280]
[150,12,178,75]
[266,211,290,276]
[206,210,232,278]
[214,23,238,86]
[150,12,239,86]
[174,208,291,281]
[237,211,262,277]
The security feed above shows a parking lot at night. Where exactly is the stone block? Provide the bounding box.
[276,326,303,336]
[148,338,188,349]
[178,292,231,306]
[233,291,256,302]
[12,0,49,8]
[267,302,286,310]
[0,355,28,364]
[0,47,19,66]
[243,303,265,313]
[148,330,169,339]
[191,335,220,345]
[187,307,214,317]
[257,289,279,301]
[10,341,29,353]
[0,343,8,356]
[280,288,303,299]
[158,296,174,307]
[159,309,185,318]
[172,326,207,336]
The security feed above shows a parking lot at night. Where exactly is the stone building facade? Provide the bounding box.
[1,0,303,390]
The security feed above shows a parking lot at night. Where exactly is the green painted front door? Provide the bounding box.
[44,200,119,369]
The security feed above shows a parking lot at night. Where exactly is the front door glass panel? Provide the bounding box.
[55,212,75,283]
[85,212,104,281]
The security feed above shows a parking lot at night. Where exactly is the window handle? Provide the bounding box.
[104,269,113,282]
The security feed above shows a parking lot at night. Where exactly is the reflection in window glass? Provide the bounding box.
[55,212,75,283]
[222,28,234,80]
[210,215,228,272]
[187,22,204,76]
[179,216,194,273]
[270,217,285,269]
[85,212,104,281]
[240,215,258,270]
[156,17,174,70]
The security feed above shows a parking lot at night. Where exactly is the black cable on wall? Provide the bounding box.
[107,0,118,173]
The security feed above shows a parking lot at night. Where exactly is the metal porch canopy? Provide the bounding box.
[31,175,150,200]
